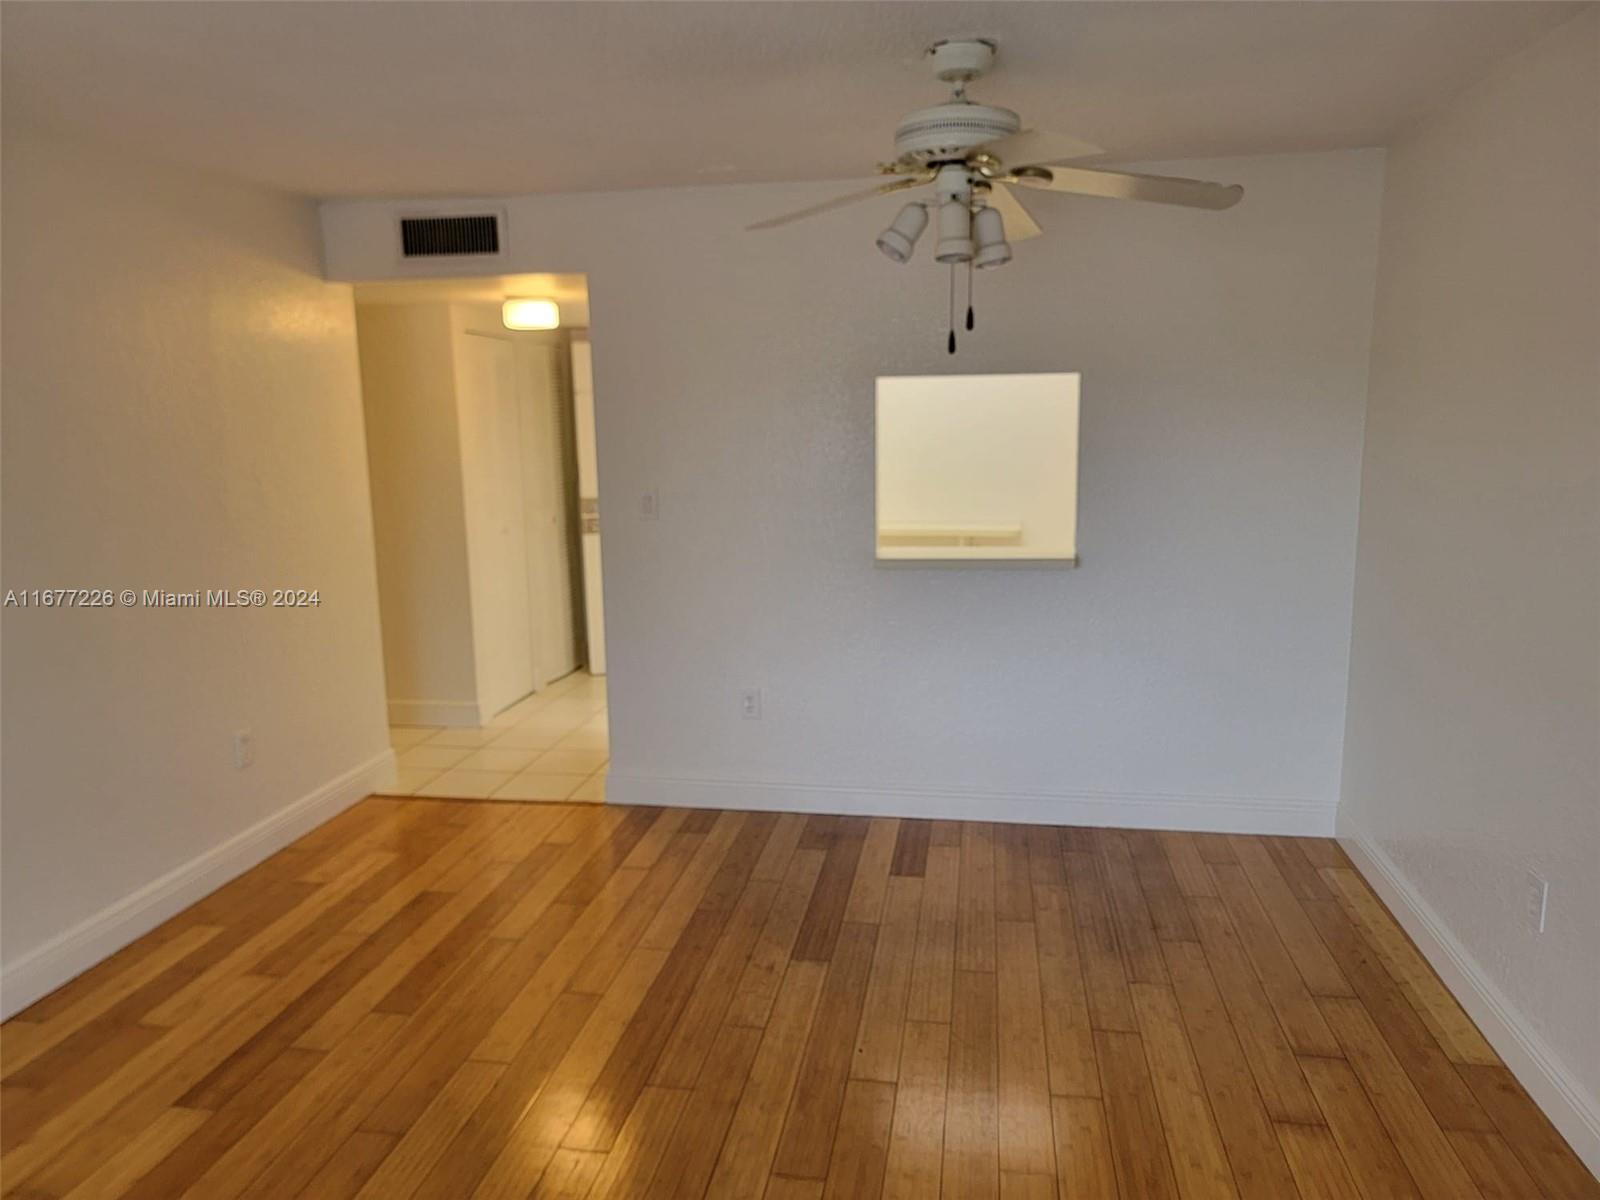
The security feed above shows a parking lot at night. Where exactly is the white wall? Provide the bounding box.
[356,302,481,724]
[1338,8,1600,1163]
[323,147,1386,833]
[1,121,393,1014]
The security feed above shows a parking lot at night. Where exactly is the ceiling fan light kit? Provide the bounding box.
[747,38,1245,353]
[876,201,928,263]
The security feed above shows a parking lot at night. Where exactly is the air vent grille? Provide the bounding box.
[399,215,500,257]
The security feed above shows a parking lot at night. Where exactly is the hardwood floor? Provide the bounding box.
[3,797,1595,1198]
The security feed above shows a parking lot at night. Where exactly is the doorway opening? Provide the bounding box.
[351,274,610,802]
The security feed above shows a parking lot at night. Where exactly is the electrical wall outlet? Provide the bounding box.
[233,729,255,770]
[1525,870,1549,934]
[739,688,763,720]
[640,489,660,520]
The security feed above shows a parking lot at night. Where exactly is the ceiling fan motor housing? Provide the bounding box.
[894,102,1021,164]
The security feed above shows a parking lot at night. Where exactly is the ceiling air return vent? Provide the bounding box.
[398,213,501,258]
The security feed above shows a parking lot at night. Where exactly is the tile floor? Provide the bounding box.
[384,670,608,802]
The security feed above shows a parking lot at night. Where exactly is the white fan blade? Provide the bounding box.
[745,177,926,231]
[982,182,1042,242]
[1011,164,1242,211]
[981,128,1101,168]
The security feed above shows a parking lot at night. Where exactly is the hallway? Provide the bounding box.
[387,671,607,802]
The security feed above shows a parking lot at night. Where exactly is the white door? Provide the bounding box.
[519,342,579,684]
[457,332,537,717]
[571,335,606,675]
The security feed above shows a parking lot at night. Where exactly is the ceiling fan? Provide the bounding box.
[746,39,1243,352]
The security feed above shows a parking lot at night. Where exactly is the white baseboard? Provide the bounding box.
[606,770,1335,836]
[387,698,481,728]
[0,747,398,1020]
[1341,835,1600,1178]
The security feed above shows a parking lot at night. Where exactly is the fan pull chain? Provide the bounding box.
[966,258,975,331]
[947,261,957,354]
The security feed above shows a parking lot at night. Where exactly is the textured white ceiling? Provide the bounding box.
[2,1,1585,199]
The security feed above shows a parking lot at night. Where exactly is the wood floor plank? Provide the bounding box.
[1184,895,1321,1124]
[942,969,1000,1200]
[1026,826,1065,887]
[584,1084,689,1200]
[1127,830,1197,942]
[409,992,598,1200]
[1096,831,1169,983]
[8,803,1589,1200]
[294,861,520,1052]
[528,1148,606,1198]
[179,1010,408,1200]
[118,1047,325,1200]
[1274,1122,1365,1200]
[725,847,827,1029]
[648,1024,763,1200]
[956,822,998,973]
[1300,896,1494,1133]
[629,810,739,952]
[1160,833,1217,899]
[1095,1028,1180,1200]
[471,865,648,1062]
[1262,836,1333,902]
[486,806,635,940]
[59,1105,210,1200]
[994,823,1035,923]
[352,1058,503,1200]
[1208,865,1341,1057]
[1297,1055,1425,1200]
[1160,941,1300,1200]
[564,906,732,1151]
[791,817,869,962]
[179,890,449,1110]
[904,843,961,1024]
[774,922,880,1179]
[1051,1095,1118,1200]
[996,921,1056,1182]
[821,1078,895,1200]
[890,819,931,879]
[1297,837,1348,868]
[1063,851,1138,1033]
[1456,1064,1600,1200]
[766,1178,825,1200]
[1129,982,1239,1199]
[1033,882,1100,1099]
[751,811,807,881]
[705,960,828,1200]
[1,972,272,1193]
[468,942,671,1199]
[297,1130,399,1200]
[1447,1129,1547,1200]
[2,925,223,1079]
[844,817,901,924]
[144,856,394,1030]
[880,1019,949,1200]
[652,876,780,1087]
[1226,837,1350,997]
[851,875,923,1084]
[1319,867,1499,1067]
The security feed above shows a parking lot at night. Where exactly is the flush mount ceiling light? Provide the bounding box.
[746,38,1243,353]
[502,298,560,330]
